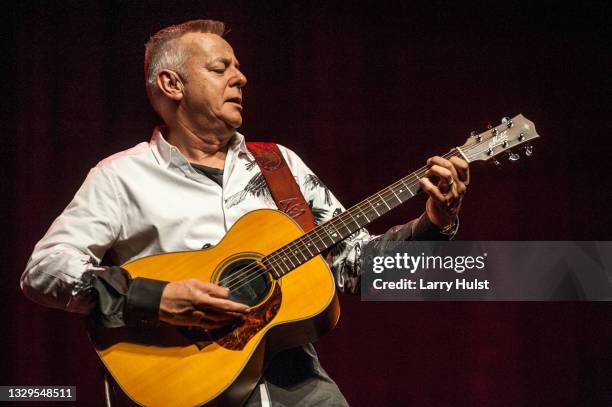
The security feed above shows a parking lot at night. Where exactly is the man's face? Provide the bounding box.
[177,32,247,132]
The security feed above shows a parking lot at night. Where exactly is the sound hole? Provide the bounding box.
[219,259,272,307]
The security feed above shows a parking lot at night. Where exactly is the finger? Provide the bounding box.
[427,156,458,181]
[455,180,467,196]
[197,295,251,313]
[449,156,470,185]
[446,178,464,200]
[419,177,447,203]
[425,165,454,194]
[426,165,453,183]
[448,181,460,200]
[192,280,230,298]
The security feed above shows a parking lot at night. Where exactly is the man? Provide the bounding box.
[21,19,469,406]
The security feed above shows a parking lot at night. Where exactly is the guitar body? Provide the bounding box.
[88,209,340,406]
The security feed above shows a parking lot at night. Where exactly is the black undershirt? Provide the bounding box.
[190,163,224,186]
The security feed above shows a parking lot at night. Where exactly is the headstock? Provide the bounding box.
[457,114,540,164]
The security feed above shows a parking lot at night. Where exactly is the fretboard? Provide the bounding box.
[264,148,463,279]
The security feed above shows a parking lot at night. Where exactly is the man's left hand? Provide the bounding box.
[419,156,470,229]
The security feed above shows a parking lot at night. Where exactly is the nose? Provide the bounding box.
[230,67,247,88]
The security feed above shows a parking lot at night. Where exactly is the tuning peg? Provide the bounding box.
[525,145,533,156]
[502,117,514,128]
[470,131,482,142]
[508,152,520,161]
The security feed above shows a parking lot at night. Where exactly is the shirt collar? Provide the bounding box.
[149,126,254,168]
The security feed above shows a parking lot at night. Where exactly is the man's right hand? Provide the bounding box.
[158,279,250,329]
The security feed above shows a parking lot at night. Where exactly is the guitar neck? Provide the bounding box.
[265,148,464,279]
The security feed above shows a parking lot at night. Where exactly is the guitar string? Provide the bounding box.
[221,138,512,292]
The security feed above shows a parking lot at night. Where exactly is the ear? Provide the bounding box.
[157,69,184,101]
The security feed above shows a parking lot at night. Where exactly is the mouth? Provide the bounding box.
[226,97,243,106]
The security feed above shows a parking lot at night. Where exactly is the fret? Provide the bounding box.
[357,205,370,223]
[369,201,381,217]
[313,235,327,252]
[319,227,333,243]
[400,178,414,197]
[390,187,402,204]
[265,258,282,279]
[343,209,365,231]
[302,236,315,256]
[273,255,290,277]
[312,228,328,248]
[284,253,296,269]
[292,244,308,262]
[324,224,341,242]
[313,228,333,248]
[347,210,365,229]
[410,173,422,190]
[341,212,356,231]
[332,214,352,236]
[378,193,392,210]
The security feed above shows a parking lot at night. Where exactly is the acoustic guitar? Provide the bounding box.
[88,114,540,406]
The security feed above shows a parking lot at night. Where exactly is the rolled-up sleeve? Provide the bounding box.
[20,166,168,327]
[21,166,123,312]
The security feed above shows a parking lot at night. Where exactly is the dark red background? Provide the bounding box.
[4,1,612,405]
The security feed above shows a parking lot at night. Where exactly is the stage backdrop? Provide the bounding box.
[4,1,611,405]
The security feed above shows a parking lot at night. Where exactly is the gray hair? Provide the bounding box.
[144,19,227,106]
